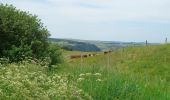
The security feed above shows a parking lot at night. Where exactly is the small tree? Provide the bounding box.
[0,4,62,66]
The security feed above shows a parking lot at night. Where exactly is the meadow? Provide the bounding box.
[0,44,170,99]
[60,44,170,100]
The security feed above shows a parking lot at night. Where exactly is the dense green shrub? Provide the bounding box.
[0,4,49,61]
[0,58,9,65]
[48,44,63,67]
[0,4,63,66]
[2,44,33,62]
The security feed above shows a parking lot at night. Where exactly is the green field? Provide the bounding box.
[0,44,170,99]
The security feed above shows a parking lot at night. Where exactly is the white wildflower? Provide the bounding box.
[79,73,85,77]
[77,78,85,82]
[85,73,92,76]
[56,75,61,79]
[94,73,102,76]
[96,79,103,82]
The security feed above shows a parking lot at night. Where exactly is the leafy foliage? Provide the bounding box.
[0,4,49,61]
[47,44,63,67]
[0,4,63,66]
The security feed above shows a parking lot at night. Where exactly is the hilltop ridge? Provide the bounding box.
[49,38,158,52]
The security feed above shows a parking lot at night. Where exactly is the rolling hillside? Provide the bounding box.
[0,44,169,99]
[49,38,101,52]
[49,38,155,51]
[60,44,170,99]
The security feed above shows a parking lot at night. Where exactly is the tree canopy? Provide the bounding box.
[0,4,62,65]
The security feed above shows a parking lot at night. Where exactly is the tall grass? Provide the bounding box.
[0,44,170,99]
[60,44,170,100]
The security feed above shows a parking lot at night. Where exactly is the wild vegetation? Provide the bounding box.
[0,4,62,66]
[0,4,169,100]
[58,44,170,100]
[0,44,170,99]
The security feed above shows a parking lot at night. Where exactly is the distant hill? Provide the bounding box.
[48,38,159,52]
[49,38,101,52]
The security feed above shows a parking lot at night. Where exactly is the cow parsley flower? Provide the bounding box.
[96,79,103,82]
[85,73,92,76]
[94,73,102,76]
[77,78,85,82]
[79,73,85,77]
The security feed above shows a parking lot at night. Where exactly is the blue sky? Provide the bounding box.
[1,0,170,43]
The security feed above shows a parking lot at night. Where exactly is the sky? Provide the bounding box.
[1,0,170,43]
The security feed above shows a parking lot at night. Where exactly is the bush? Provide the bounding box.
[2,44,33,62]
[47,44,63,67]
[0,4,49,61]
[0,4,63,67]
[0,58,9,65]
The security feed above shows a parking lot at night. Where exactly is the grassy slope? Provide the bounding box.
[60,44,170,100]
[0,44,169,100]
